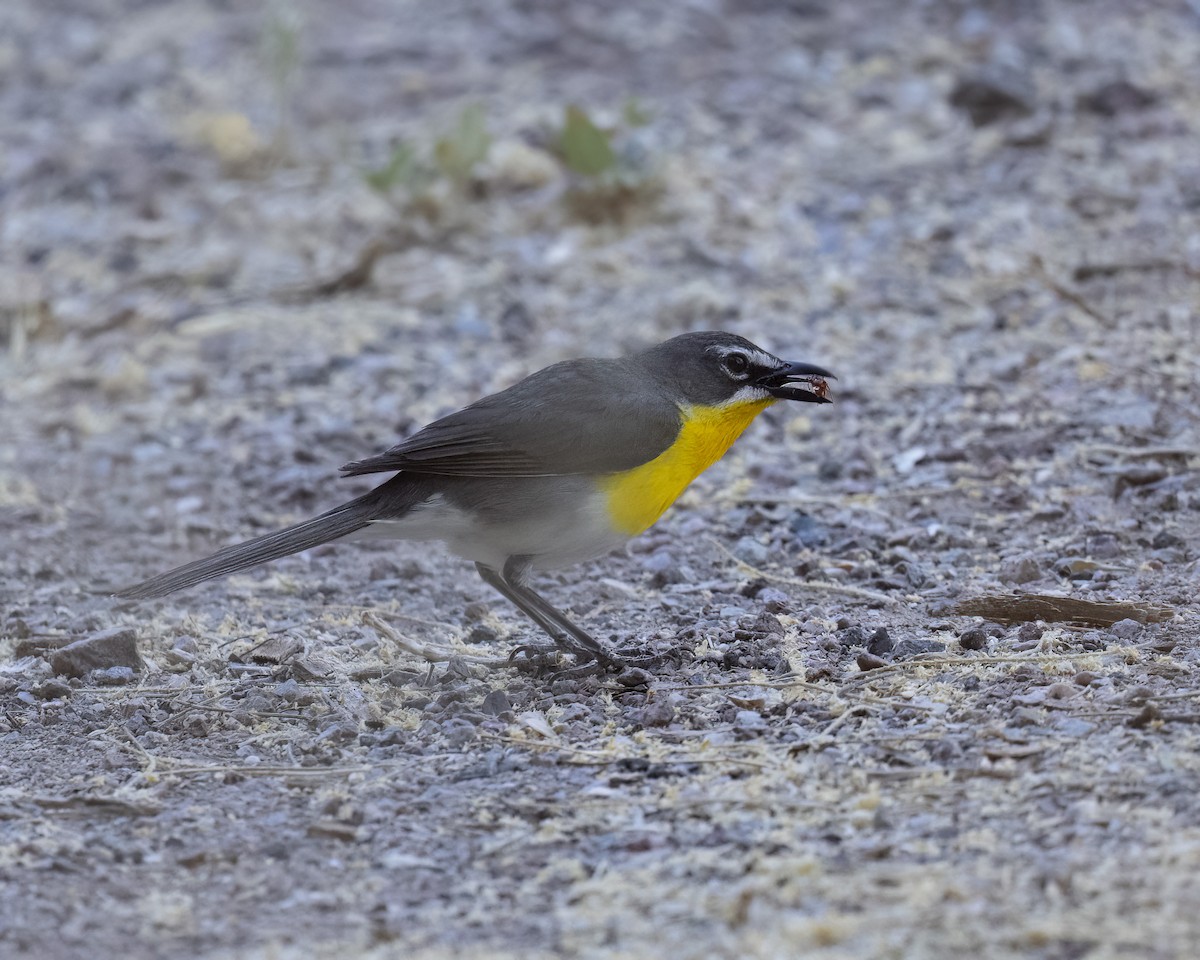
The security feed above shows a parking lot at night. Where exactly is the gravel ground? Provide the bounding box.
[3,1,1200,957]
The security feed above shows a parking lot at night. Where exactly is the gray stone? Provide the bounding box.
[50,628,142,678]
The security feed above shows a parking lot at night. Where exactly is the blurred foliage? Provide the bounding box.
[552,102,663,224]
[363,103,492,220]
[434,103,491,189]
[363,100,661,225]
[363,143,432,197]
[621,96,653,129]
[261,3,303,154]
[559,106,617,177]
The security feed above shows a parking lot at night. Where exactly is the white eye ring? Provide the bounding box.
[723,352,751,378]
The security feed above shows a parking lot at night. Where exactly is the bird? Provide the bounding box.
[118,331,834,668]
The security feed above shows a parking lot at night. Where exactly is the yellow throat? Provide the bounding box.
[600,398,775,536]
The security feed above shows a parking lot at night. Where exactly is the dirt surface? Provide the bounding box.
[4,1,1200,957]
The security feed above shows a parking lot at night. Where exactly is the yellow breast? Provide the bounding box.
[599,398,774,537]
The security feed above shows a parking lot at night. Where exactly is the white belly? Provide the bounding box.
[344,488,630,572]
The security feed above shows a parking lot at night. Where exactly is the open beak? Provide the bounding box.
[757,361,836,403]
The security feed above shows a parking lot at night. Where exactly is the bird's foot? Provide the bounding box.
[609,640,687,671]
[507,641,622,679]
[507,642,567,676]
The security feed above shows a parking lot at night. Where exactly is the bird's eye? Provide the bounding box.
[723,352,751,378]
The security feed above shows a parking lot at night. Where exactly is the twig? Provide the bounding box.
[362,611,509,666]
[478,732,771,770]
[1030,254,1112,326]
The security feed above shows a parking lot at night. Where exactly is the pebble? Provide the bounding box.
[892,637,946,659]
[758,587,790,613]
[616,668,653,688]
[999,556,1041,584]
[480,690,511,717]
[867,627,894,657]
[788,512,829,548]
[1077,79,1157,117]
[31,678,73,700]
[734,710,767,729]
[949,66,1036,126]
[958,627,988,651]
[50,627,142,678]
[641,549,685,586]
[92,666,137,685]
[1054,717,1098,738]
[1110,619,1144,640]
[856,652,887,671]
[638,699,675,728]
[732,537,769,567]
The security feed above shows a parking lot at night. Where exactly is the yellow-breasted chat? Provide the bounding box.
[118,331,834,668]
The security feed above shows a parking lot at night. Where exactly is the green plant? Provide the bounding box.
[363,104,492,218]
[553,102,662,224]
[261,3,303,153]
[559,105,617,177]
[363,143,431,197]
[434,103,491,189]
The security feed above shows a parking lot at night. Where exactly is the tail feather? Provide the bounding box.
[117,495,380,600]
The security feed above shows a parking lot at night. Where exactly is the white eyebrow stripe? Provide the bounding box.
[712,345,781,368]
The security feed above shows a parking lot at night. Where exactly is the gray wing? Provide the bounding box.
[340,358,681,478]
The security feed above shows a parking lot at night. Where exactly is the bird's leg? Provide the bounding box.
[475,559,617,668]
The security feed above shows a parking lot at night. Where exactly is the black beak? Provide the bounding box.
[757,361,836,403]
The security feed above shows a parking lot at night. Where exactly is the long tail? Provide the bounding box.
[117,479,418,599]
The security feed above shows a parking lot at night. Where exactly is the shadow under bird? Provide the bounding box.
[118,331,835,667]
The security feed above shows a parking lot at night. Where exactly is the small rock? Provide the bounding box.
[638,698,675,728]
[481,690,511,717]
[368,558,402,581]
[467,623,498,644]
[50,628,142,678]
[789,512,830,547]
[1088,534,1122,559]
[733,709,767,729]
[867,627,894,657]
[1110,618,1144,640]
[616,667,653,688]
[758,587,791,613]
[856,652,887,671]
[490,140,559,189]
[1016,622,1044,644]
[641,549,685,587]
[442,717,478,747]
[739,613,785,638]
[14,635,71,658]
[31,678,73,700]
[92,666,137,686]
[1128,703,1162,729]
[958,627,989,651]
[949,67,1036,126]
[463,602,490,621]
[892,637,946,659]
[1004,112,1054,147]
[1151,530,1184,550]
[732,536,769,567]
[838,625,870,649]
[999,556,1041,585]
[1054,717,1098,738]
[1077,79,1156,117]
